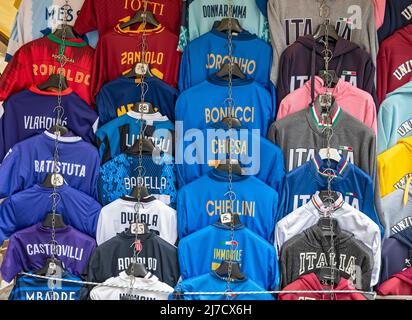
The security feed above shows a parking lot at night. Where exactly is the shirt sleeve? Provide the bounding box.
[0,198,17,244]
[0,145,29,198]
[0,235,23,283]
[178,46,190,92]
[377,103,392,155]
[73,0,98,36]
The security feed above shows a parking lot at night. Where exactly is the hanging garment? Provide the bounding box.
[378,136,412,197]
[0,184,101,241]
[0,86,98,160]
[275,35,376,104]
[98,152,176,208]
[73,0,182,39]
[267,0,378,85]
[378,267,412,296]
[175,75,276,136]
[0,34,94,105]
[82,230,179,298]
[279,153,382,235]
[176,125,285,193]
[382,187,412,238]
[274,191,381,287]
[96,76,178,126]
[173,271,275,301]
[177,169,279,242]
[90,272,172,300]
[96,111,174,164]
[178,22,273,92]
[178,0,269,51]
[6,0,98,61]
[280,223,374,291]
[178,222,279,290]
[0,223,96,283]
[96,197,177,246]
[377,25,412,105]
[0,131,100,200]
[378,82,412,154]
[278,272,367,300]
[278,76,377,134]
[378,0,412,43]
[374,0,386,30]
[91,23,181,101]
[8,271,83,301]
[379,228,412,285]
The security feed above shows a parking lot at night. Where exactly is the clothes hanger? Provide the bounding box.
[42,213,67,228]
[34,258,64,276]
[318,190,340,204]
[52,25,79,39]
[215,62,246,80]
[42,173,65,188]
[313,20,339,41]
[124,62,154,79]
[216,158,243,176]
[125,262,148,278]
[48,124,69,136]
[119,10,160,29]
[127,138,157,154]
[215,261,245,280]
[317,266,341,285]
[132,101,156,114]
[317,216,338,237]
[219,212,242,226]
[221,117,242,128]
[37,74,69,92]
[318,148,341,163]
[130,184,151,199]
[215,18,243,33]
[318,69,339,87]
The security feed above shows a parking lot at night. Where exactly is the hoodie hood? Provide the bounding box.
[303,223,354,249]
[304,76,352,98]
[385,81,412,99]
[397,136,412,154]
[299,272,356,292]
[392,228,412,250]
[396,24,412,46]
[392,267,412,287]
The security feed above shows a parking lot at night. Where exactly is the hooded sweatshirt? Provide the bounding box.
[268,0,378,85]
[276,35,376,104]
[378,82,412,154]
[379,228,412,285]
[378,136,412,197]
[378,267,412,296]
[280,223,374,291]
[278,272,367,300]
[374,0,386,30]
[278,76,377,134]
[377,25,412,105]
[378,0,412,43]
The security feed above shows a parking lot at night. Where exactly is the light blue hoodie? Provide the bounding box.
[378,81,412,154]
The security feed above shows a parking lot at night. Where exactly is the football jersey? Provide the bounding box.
[0,184,101,241]
[173,271,275,300]
[178,0,269,51]
[6,0,98,61]
[90,272,172,300]
[178,222,279,290]
[74,0,182,38]
[0,131,100,200]
[177,169,279,242]
[98,152,176,208]
[178,24,273,91]
[280,153,382,235]
[0,34,94,105]
[9,272,83,301]
[0,86,98,160]
[175,75,276,136]
[1,223,96,283]
[96,76,178,126]
[274,192,381,286]
[83,230,179,291]
[96,197,177,246]
[176,125,285,192]
[91,22,181,101]
[96,111,174,164]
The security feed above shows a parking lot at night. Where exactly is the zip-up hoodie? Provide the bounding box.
[379,228,412,285]
[378,267,412,295]
[279,272,367,300]
[278,76,377,134]
[280,223,374,291]
[277,35,376,104]
[377,25,412,105]
[378,81,412,154]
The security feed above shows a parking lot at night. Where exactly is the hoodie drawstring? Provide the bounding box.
[403,176,412,206]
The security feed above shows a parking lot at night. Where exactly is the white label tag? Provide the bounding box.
[221,213,232,224]
[51,173,64,187]
[131,223,146,235]
[135,63,149,75]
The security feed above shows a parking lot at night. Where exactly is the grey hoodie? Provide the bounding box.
[280,222,374,290]
[382,186,412,238]
[268,102,383,225]
[268,0,378,84]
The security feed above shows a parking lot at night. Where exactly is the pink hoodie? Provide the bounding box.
[278,77,377,135]
[373,0,386,30]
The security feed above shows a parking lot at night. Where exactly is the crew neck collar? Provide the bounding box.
[37,222,71,234]
[120,195,158,205]
[119,271,157,282]
[127,111,168,122]
[208,168,250,182]
[33,183,69,194]
[211,25,257,41]
[210,270,247,283]
[310,191,345,214]
[114,23,165,36]
[29,85,73,96]
[207,74,254,87]
[212,221,245,230]
[43,131,82,143]
[310,153,350,182]
[47,34,87,47]
[309,104,342,129]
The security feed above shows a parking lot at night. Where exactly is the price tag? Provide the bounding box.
[51,173,64,187]
[130,223,146,235]
[135,63,149,75]
[138,102,150,113]
[221,213,232,224]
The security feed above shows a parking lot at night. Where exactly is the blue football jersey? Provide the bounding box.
[98,152,177,208]
[9,272,83,300]
[96,76,179,126]
[96,111,174,164]
[173,271,275,300]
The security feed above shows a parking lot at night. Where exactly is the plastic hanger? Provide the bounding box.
[317,217,338,237]
[120,10,160,29]
[219,212,241,226]
[52,25,79,39]
[132,102,156,114]
[318,148,341,162]
[318,69,339,87]
[215,261,245,280]
[130,185,151,199]
[42,213,66,228]
[124,62,154,79]
[216,62,246,80]
[125,262,148,278]
[127,138,157,154]
[221,117,242,128]
[317,266,341,285]
[215,18,243,33]
[313,21,339,41]
[318,190,340,205]
[34,258,64,276]
[37,74,69,92]
[216,159,243,176]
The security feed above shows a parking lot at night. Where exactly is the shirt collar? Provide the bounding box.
[47,34,87,47]
[127,111,169,122]
[43,131,82,143]
[310,104,342,129]
[311,191,345,214]
[311,153,349,178]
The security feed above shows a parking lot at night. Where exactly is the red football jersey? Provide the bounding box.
[91,24,181,101]
[0,34,94,106]
[74,0,182,37]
